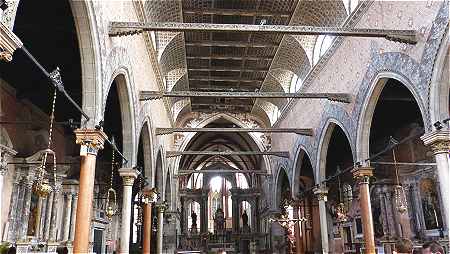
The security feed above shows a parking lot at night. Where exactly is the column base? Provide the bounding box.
[47,242,60,253]
[15,242,30,254]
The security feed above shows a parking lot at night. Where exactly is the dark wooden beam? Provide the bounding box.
[187,55,272,61]
[156,127,314,136]
[183,8,291,18]
[189,76,263,83]
[140,91,352,103]
[109,22,417,44]
[166,151,290,158]
[188,67,268,72]
[185,40,277,48]
[177,169,269,175]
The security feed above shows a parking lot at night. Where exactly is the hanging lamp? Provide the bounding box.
[105,137,118,220]
[335,166,348,223]
[34,88,58,197]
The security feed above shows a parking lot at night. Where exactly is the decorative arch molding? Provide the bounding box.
[101,47,139,166]
[69,0,103,127]
[353,2,448,134]
[154,146,166,191]
[428,29,449,125]
[315,117,355,183]
[273,163,292,209]
[173,113,272,175]
[136,118,155,180]
[291,146,314,198]
[9,0,103,127]
[355,72,428,163]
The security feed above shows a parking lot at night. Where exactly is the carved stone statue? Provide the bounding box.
[191,211,197,232]
[242,210,249,227]
[214,208,225,233]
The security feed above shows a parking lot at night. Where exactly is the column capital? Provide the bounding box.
[421,130,450,155]
[0,22,23,62]
[73,129,108,156]
[313,185,328,201]
[0,144,17,174]
[352,166,373,184]
[119,168,139,186]
[143,187,158,204]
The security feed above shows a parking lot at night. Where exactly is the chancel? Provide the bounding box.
[0,0,448,254]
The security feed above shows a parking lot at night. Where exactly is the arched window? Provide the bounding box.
[343,0,359,15]
[313,35,335,65]
[289,74,302,93]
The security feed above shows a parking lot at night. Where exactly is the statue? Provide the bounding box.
[242,210,249,227]
[214,208,225,233]
[191,211,198,233]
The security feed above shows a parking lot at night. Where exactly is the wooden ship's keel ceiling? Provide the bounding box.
[132,0,416,120]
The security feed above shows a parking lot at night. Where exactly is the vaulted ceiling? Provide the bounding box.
[144,0,349,123]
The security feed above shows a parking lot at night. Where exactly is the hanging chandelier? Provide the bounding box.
[335,166,348,223]
[35,88,59,197]
[392,146,408,214]
[105,141,118,220]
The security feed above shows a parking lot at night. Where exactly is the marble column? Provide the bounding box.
[143,188,157,254]
[39,194,48,240]
[0,145,17,241]
[232,196,239,233]
[19,172,35,241]
[293,201,304,254]
[352,167,375,254]
[49,185,62,242]
[6,172,21,241]
[34,197,43,238]
[118,168,138,254]
[421,130,450,245]
[73,129,107,254]
[44,191,54,241]
[313,185,329,254]
[156,203,166,254]
[69,193,78,242]
[62,193,73,241]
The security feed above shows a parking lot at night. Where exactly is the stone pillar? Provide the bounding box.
[118,168,138,254]
[143,188,157,254]
[313,186,329,254]
[49,184,62,242]
[73,129,107,254]
[200,196,208,233]
[69,193,78,242]
[0,145,17,240]
[293,201,304,254]
[34,197,44,238]
[19,172,35,241]
[156,203,166,254]
[232,196,239,233]
[44,192,54,241]
[421,130,450,243]
[352,167,375,254]
[62,193,72,241]
[6,169,21,242]
[38,194,48,240]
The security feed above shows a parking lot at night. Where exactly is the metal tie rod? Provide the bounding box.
[140,91,352,103]
[166,151,290,158]
[19,46,90,121]
[108,22,417,44]
[156,127,313,136]
[177,169,269,175]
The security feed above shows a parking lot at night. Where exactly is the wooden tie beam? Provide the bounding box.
[166,151,289,158]
[140,91,352,103]
[109,22,417,44]
[156,127,313,136]
[177,169,269,175]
